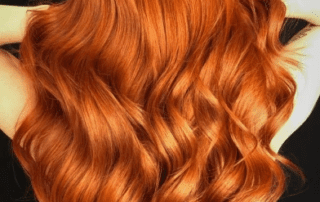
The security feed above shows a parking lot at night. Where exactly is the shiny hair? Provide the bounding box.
[12,0,306,201]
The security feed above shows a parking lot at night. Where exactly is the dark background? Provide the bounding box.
[0,0,317,201]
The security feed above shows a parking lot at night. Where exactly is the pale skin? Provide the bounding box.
[282,0,320,25]
[0,49,36,139]
[271,25,320,153]
[0,5,49,138]
[0,5,50,46]
[0,2,320,155]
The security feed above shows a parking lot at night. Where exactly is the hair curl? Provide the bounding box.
[12,0,306,201]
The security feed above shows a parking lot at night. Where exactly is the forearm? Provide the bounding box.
[283,0,320,26]
[0,5,49,46]
[0,5,30,46]
[286,9,320,26]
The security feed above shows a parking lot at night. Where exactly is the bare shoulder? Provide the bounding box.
[0,49,35,139]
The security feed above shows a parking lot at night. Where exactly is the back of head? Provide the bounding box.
[12,0,305,201]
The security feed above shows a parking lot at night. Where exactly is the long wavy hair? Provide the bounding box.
[12,0,306,201]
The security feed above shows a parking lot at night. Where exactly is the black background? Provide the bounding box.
[0,0,316,201]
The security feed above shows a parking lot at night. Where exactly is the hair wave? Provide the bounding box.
[12,0,305,201]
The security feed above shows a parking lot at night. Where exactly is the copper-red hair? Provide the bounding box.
[12,0,305,201]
